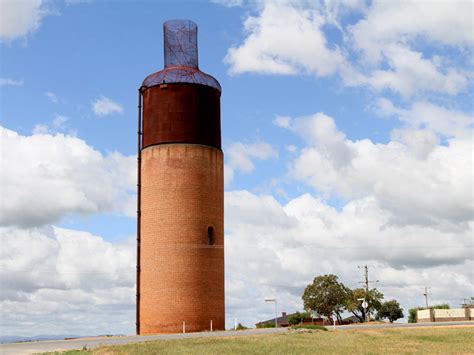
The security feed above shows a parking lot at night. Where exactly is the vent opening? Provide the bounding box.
[207,226,214,245]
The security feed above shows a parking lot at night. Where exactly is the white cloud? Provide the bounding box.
[65,0,92,4]
[227,141,278,173]
[344,1,473,97]
[349,1,473,64]
[224,0,473,97]
[32,123,49,134]
[0,226,135,336]
[0,127,136,228]
[0,127,137,335]
[210,0,243,7]
[342,44,468,97]
[292,112,353,167]
[92,96,123,117]
[2,189,471,334]
[45,91,58,103]
[225,141,278,186]
[0,0,51,41]
[0,78,24,86]
[224,1,345,76]
[31,115,70,135]
[321,0,368,29]
[52,114,68,129]
[273,115,292,129]
[224,190,473,327]
[390,129,439,160]
[375,99,473,139]
[281,112,473,228]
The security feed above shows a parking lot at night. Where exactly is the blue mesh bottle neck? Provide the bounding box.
[164,20,199,69]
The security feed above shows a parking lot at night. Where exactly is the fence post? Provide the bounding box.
[183,321,186,333]
[429,308,435,322]
[210,320,213,332]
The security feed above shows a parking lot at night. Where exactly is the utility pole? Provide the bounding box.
[364,265,369,322]
[364,265,369,296]
[358,265,378,323]
[423,287,431,308]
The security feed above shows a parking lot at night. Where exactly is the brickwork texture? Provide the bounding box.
[139,143,224,334]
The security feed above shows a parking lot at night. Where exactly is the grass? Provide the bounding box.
[54,326,474,354]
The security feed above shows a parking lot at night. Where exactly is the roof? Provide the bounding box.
[256,312,294,326]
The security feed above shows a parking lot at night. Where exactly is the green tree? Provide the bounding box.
[376,300,404,323]
[408,307,421,323]
[302,274,350,324]
[345,288,384,322]
[287,311,311,325]
[235,323,248,330]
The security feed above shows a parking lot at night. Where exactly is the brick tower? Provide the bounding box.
[136,20,224,334]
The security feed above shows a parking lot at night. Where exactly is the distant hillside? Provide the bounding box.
[0,334,87,344]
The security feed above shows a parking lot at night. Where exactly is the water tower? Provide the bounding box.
[136,19,224,334]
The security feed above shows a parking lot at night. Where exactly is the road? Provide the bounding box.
[0,328,286,355]
[0,321,472,354]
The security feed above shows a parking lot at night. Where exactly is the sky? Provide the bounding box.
[0,0,473,337]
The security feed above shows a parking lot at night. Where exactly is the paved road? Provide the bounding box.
[0,328,286,355]
[1,321,472,354]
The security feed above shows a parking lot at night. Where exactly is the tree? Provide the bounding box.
[288,311,311,325]
[408,307,421,323]
[235,323,249,330]
[302,274,350,324]
[376,300,403,323]
[345,288,384,322]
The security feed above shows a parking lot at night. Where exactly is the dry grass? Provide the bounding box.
[59,326,474,354]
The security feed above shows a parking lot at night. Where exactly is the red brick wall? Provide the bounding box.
[139,144,224,334]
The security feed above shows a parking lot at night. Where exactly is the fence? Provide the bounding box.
[417,307,473,322]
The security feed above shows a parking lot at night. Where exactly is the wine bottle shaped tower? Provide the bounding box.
[136,19,224,335]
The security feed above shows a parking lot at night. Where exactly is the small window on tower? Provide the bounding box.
[207,226,215,245]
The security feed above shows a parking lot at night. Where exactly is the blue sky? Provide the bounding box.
[1,0,473,337]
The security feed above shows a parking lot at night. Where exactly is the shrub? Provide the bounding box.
[256,323,276,328]
[236,323,249,330]
[291,325,327,331]
[408,308,420,323]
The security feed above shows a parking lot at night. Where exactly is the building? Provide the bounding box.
[417,307,473,322]
[256,312,337,327]
[256,312,292,328]
[256,312,357,327]
[136,20,224,335]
